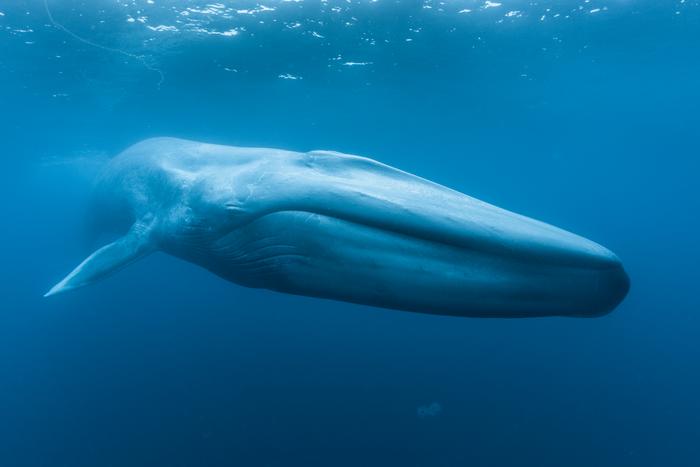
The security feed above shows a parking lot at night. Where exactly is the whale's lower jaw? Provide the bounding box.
[172,210,629,318]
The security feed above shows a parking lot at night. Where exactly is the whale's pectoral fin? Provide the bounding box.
[44,221,155,297]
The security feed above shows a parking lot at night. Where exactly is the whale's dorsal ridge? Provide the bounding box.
[44,219,156,297]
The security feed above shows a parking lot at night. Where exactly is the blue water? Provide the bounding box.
[1,1,699,466]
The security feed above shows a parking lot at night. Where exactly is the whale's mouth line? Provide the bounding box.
[234,208,619,273]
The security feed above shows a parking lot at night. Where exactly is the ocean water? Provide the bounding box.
[1,1,699,466]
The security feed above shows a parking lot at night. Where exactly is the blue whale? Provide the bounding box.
[45,138,629,317]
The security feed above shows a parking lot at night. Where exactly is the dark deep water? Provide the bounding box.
[1,1,699,466]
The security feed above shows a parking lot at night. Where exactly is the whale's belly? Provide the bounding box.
[191,211,615,317]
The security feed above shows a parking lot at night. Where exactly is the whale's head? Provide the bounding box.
[433,209,631,317]
[46,138,629,318]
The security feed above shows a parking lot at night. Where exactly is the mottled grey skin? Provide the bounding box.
[46,138,629,317]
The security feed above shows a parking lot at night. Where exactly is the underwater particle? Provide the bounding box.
[278,73,302,80]
[483,1,502,9]
[417,402,442,418]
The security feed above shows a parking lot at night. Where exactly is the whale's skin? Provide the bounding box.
[46,137,630,317]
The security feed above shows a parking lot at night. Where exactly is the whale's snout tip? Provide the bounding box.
[579,254,630,317]
[603,260,631,313]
